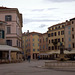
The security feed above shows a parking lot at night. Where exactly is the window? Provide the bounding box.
[58,31,60,35]
[48,34,50,37]
[0,30,4,39]
[68,27,71,29]
[72,34,74,39]
[68,31,71,35]
[52,46,54,50]
[72,43,75,48]
[61,31,64,35]
[40,46,41,49]
[51,39,54,43]
[62,38,64,42]
[72,21,74,24]
[55,46,57,50]
[6,40,12,46]
[33,49,35,51]
[49,40,50,44]
[68,44,71,48]
[5,15,12,21]
[48,47,51,50]
[46,38,48,42]
[55,39,57,42]
[38,43,39,46]
[43,45,45,49]
[7,27,11,34]
[55,27,57,29]
[0,30,2,38]
[33,43,34,46]
[19,41,20,47]
[58,38,60,42]
[17,40,18,47]
[33,39,34,41]
[54,32,57,36]
[51,33,53,36]
[58,26,60,28]
[62,25,64,28]
[69,37,71,41]
[38,39,39,41]
[72,28,74,31]
[37,49,39,51]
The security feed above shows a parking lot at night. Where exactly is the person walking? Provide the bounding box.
[28,55,31,63]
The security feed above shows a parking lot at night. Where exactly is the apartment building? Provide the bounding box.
[22,31,41,59]
[39,33,48,59]
[0,7,23,60]
[70,18,75,50]
[0,20,21,63]
[48,22,65,59]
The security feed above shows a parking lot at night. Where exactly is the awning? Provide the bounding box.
[46,50,75,54]
[0,45,20,52]
[64,50,75,54]
[47,50,60,54]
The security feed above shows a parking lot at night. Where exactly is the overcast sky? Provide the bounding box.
[0,0,75,33]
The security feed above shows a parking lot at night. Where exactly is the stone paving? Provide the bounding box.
[0,60,75,75]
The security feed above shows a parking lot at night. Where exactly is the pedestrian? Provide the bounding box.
[28,55,31,62]
[38,55,40,60]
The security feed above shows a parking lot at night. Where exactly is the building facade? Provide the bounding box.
[65,20,71,49]
[22,31,41,59]
[48,22,65,59]
[39,33,48,59]
[70,18,75,50]
[0,7,23,60]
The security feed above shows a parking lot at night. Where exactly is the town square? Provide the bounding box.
[0,0,75,75]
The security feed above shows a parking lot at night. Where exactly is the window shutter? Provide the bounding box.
[2,30,5,39]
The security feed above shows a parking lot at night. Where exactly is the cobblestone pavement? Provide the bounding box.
[0,60,75,75]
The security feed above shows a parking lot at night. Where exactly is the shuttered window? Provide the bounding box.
[0,30,4,39]
[0,30,2,38]
[5,15,12,21]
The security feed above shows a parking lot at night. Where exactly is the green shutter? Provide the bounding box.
[2,30,5,39]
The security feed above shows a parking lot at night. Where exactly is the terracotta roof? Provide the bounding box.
[39,32,47,36]
[29,32,41,35]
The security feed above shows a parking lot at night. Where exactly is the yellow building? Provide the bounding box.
[22,31,41,59]
[48,22,66,59]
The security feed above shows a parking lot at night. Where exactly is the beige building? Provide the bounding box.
[0,7,23,61]
[39,33,48,59]
[48,22,65,59]
[0,20,20,63]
